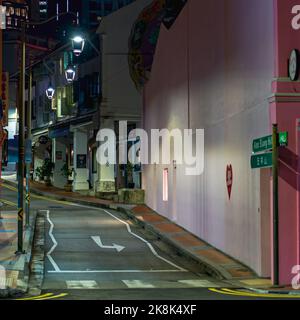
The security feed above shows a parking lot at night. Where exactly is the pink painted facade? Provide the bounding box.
[142,0,300,284]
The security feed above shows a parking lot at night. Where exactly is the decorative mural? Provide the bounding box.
[128,0,188,91]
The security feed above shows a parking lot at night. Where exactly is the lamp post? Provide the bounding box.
[16,20,26,254]
[16,11,86,254]
[25,68,32,228]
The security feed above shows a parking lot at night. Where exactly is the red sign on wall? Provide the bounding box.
[1,72,9,127]
[226,165,233,200]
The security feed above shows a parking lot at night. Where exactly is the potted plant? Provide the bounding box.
[61,163,73,192]
[35,166,44,182]
[42,159,54,186]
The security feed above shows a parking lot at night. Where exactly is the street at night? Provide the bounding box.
[1,0,300,316]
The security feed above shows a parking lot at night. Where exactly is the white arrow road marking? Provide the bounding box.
[91,236,125,252]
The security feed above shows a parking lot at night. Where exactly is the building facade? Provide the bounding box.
[142,0,300,285]
[96,0,152,193]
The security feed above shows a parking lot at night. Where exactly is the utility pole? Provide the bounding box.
[0,0,3,172]
[272,124,279,286]
[25,69,32,227]
[16,21,26,254]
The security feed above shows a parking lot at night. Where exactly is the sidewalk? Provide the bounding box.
[3,178,279,289]
[0,201,37,298]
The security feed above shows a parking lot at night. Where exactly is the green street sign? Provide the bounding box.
[251,153,272,169]
[279,131,288,146]
[252,132,288,153]
[252,135,272,153]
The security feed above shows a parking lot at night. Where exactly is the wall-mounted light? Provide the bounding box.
[46,84,55,100]
[65,64,76,83]
[72,35,85,56]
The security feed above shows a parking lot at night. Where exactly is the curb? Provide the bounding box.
[27,210,45,296]
[114,206,231,281]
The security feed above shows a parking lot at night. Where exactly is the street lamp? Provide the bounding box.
[46,84,55,100]
[16,10,85,254]
[72,35,85,56]
[65,64,76,83]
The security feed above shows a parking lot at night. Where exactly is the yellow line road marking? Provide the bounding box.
[1,184,18,192]
[0,183,74,206]
[16,293,54,300]
[35,293,68,300]
[209,288,243,297]
[31,193,74,206]
[0,199,17,207]
[209,288,300,299]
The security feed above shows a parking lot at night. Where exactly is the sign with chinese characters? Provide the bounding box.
[251,153,272,169]
[1,73,9,126]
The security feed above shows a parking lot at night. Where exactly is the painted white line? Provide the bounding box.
[48,269,187,274]
[91,235,125,252]
[43,203,186,273]
[101,209,186,272]
[66,280,99,289]
[44,210,60,272]
[123,280,155,288]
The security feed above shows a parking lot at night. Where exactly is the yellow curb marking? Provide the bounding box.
[16,293,54,300]
[35,293,68,300]
[16,293,68,300]
[209,288,300,299]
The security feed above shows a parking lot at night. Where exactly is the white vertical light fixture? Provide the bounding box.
[163,168,169,202]
[0,5,6,30]
[56,3,59,21]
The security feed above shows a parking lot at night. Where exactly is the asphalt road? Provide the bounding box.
[1,181,300,301]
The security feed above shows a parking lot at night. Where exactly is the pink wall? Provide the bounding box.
[270,0,300,285]
[143,0,275,276]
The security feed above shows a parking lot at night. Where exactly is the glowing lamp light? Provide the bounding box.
[65,65,76,83]
[46,86,55,100]
[72,35,85,56]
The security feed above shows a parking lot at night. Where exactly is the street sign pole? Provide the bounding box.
[272,124,279,286]
[16,21,25,254]
[25,69,32,227]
